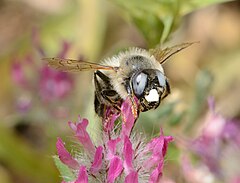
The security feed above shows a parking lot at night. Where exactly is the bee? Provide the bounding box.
[44,42,195,118]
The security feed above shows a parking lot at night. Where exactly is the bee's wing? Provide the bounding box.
[150,42,198,64]
[43,58,118,72]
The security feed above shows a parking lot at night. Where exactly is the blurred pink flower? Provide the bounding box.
[39,66,73,102]
[231,177,240,183]
[12,61,28,88]
[182,97,240,182]
[56,97,173,183]
[11,30,74,113]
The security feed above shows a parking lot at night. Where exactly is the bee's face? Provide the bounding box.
[131,69,167,112]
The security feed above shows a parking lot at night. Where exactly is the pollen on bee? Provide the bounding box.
[145,89,159,102]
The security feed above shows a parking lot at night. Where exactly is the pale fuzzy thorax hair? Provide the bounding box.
[102,47,164,71]
[101,48,164,99]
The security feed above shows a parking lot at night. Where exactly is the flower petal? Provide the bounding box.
[162,136,174,157]
[121,96,139,137]
[39,66,74,101]
[107,156,123,183]
[231,177,240,183]
[11,61,28,87]
[143,129,173,169]
[124,171,138,183]
[121,96,138,122]
[56,137,79,169]
[223,121,240,147]
[107,138,121,160]
[149,159,164,183]
[143,137,164,169]
[90,146,103,174]
[123,136,134,174]
[75,166,88,183]
[68,118,95,154]
[181,155,215,183]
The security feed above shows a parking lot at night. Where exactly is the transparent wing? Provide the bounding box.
[43,58,118,72]
[150,42,199,64]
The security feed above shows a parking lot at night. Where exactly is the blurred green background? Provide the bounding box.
[0,0,239,182]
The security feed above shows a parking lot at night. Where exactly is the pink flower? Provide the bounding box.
[149,159,164,183]
[107,138,121,160]
[142,129,173,182]
[39,66,73,102]
[107,157,123,183]
[231,177,240,183]
[56,137,79,169]
[121,96,139,138]
[181,155,214,183]
[68,117,95,154]
[182,97,240,182]
[11,29,74,109]
[124,171,138,183]
[12,61,28,88]
[76,166,88,183]
[90,146,103,174]
[56,97,173,182]
[123,136,134,174]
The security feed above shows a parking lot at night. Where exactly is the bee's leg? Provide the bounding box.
[162,79,171,99]
[101,89,122,111]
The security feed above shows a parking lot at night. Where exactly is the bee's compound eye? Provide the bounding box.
[156,71,166,87]
[132,72,148,97]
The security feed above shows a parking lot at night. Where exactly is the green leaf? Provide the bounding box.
[53,156,75,182]
[112,0,180,46]
[133,13,164,47]
[111,0,230,46]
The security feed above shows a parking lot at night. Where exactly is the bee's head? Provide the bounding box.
[130,69,169,112]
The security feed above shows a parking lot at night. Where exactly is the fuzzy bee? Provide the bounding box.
[44,43,194,118]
